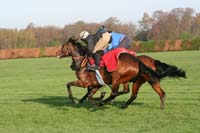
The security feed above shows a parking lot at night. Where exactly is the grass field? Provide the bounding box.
[0,50,199,133]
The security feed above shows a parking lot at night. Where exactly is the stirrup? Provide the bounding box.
[95,69,105,86]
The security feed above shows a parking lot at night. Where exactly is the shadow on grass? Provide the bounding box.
[22,96,155,111]
[22,96,109,111]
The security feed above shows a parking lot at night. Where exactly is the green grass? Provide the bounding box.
[0,51,199,133]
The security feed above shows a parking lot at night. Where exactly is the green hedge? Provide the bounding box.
[139,40,155,52]
[191,37,200,50]
[132,38,200,52]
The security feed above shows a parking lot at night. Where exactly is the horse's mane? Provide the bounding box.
[67,37,89,56]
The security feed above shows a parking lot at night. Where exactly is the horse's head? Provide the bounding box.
[56,37,87,58]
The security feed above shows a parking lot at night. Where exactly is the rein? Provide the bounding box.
[72,55,85,60]
[81,56,89,67]
[72,55,89,68]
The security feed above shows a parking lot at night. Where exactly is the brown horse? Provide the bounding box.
[120,55,186,108]
[56,38,186,109]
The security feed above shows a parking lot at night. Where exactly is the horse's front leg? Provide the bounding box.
[66,80,85,104]
[79,87,93,103]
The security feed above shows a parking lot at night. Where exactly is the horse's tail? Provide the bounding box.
[138,60,161,80]
[154,60,186,79]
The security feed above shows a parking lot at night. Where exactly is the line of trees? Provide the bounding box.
[0,7,200,49]
[0,17,136,49]
[136,8,200,40]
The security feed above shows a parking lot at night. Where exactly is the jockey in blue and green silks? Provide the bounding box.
[104,32,130,53]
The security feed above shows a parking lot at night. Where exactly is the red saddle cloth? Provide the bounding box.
[89,48,136,72]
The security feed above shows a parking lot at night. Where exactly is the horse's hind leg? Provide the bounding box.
[98,83,120,107]
[118,82,130,95]
[121,77,146,109]
[91,91,106,101]
[98,82,133,107]
[149,81,166,110]
[104,82,130,105]
[87,87,106,104]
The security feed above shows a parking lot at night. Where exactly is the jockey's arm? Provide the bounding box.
[85,35,95,55]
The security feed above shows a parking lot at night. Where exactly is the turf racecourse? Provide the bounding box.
[0,51,199,133]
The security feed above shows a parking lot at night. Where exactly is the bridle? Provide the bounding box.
[61,40,89,69]
[72,55,85,60]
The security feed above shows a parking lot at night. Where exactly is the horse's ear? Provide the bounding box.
[68,37,73,41]
[68,36,77,42]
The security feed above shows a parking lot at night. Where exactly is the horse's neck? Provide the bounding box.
[71,56,85,71]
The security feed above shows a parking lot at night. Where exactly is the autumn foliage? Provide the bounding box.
[0,8,200,59]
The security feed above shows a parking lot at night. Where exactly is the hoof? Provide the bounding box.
[79,100,84,104]
[72,97,79,105]
[121,104,128,109]
[101,91,106,96]
[107,100,114,105]
[110,100,114,105]
[100,92,106,98]
[98,102,104,107]
[88,99,95,105]
[93,104,100,109]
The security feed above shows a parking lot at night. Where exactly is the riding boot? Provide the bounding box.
[94,52,101,67]
[89,52,101,70]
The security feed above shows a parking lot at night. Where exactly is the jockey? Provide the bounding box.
[80,31,104,70]
[80,26,131,70]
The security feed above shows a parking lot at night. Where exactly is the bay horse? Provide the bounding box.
[56,38,186,109]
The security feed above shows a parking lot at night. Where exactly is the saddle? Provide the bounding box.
[86,48,136,72]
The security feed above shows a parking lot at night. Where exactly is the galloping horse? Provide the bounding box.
[56,38,186,109]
